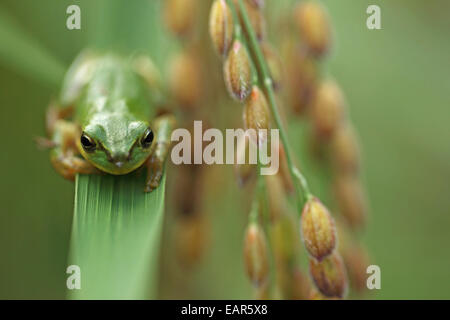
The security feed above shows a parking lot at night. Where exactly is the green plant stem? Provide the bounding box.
[235,0,312,209]
[248,185,260,224]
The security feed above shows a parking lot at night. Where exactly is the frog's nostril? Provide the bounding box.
[110,151,128,165]
[115,161,124,168]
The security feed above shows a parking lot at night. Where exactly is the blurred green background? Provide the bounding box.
[0,0,449,299]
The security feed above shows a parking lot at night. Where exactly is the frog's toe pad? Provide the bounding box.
[144,164,163,193]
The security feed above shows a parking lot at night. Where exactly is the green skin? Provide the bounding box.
[44,52,175,192]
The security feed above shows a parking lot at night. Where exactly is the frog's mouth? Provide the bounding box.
[106,158,146,175]
[86,156,147,175]
[101,146,145,174]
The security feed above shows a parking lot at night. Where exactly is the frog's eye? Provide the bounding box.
[141,127,154,149]
[80,133,96,152]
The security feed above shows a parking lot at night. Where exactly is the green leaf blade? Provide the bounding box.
[68,172,165,299]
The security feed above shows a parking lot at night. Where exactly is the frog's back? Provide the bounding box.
[62,52,154,125]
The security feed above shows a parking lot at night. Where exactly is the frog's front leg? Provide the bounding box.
[45,100,74,137]
[145,113,176,192]
[46,106,98,180]
[51,147,98,180]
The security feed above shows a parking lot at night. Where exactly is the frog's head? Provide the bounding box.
[77,113,155,175]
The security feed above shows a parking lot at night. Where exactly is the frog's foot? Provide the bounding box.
[144,113,176,192]
[51,151,98,181]
[144,155,164,193]
[34,136,57,150]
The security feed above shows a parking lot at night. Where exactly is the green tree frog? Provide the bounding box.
[43,51,175,192]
